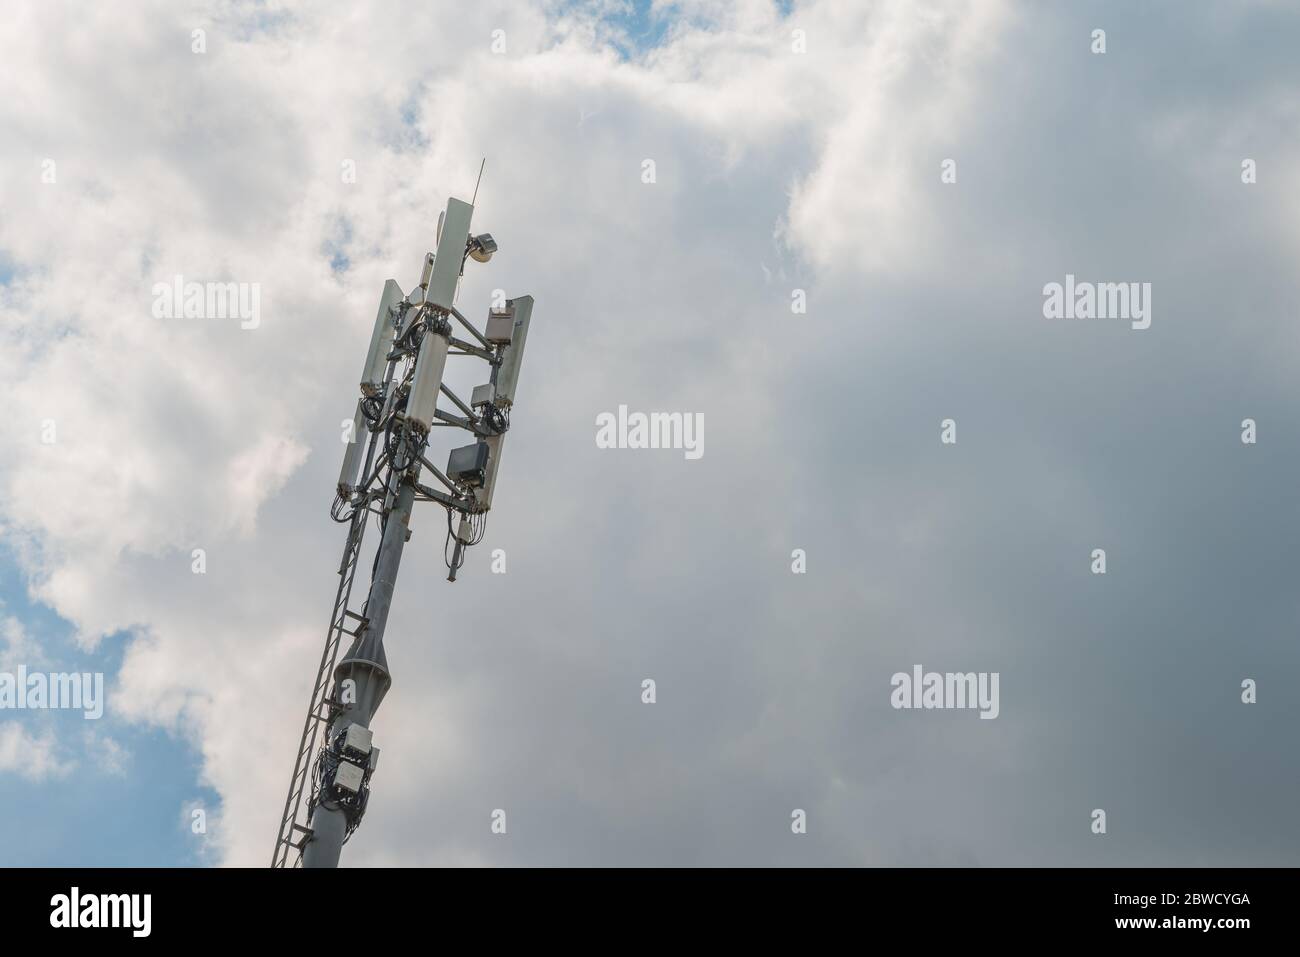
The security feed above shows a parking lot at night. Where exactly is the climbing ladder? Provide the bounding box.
[271,507,371,867]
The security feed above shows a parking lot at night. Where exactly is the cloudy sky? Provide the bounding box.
[2,0,1299,866]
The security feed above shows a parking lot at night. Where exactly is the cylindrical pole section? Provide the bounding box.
[302,321,451,868]
[302,478,416,867]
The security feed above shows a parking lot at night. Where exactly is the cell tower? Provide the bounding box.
[271,195,534,868]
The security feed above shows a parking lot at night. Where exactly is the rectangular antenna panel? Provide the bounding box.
[426,198,474,311]
[361,279,403,396]
[475,432,505,510]
[337,400,366,494]
[493,295,533,407]
[406,329,450,432]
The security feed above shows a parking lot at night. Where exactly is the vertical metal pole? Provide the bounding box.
[303,321,451,868]
[302,479,414,868]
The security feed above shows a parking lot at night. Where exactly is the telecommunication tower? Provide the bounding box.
[271,195,534,868]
